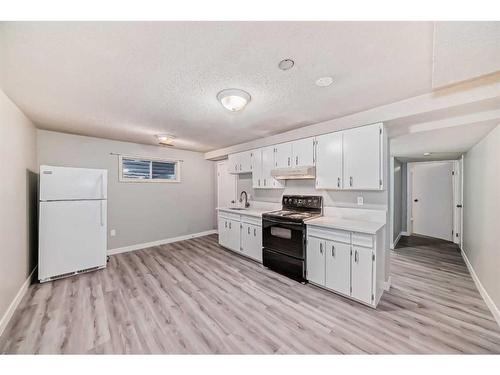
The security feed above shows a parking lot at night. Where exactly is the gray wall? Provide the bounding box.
[463,124,500,310]
[0,90,38,323]
[37,130,216,250]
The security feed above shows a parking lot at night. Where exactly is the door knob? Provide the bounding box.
[414,199,419,202]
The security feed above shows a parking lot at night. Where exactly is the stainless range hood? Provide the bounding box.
[271,166,316,180]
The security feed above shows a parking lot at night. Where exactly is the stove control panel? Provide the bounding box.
[282,195,322,211]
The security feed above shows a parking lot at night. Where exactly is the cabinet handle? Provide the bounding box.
[331,245,335,257]
[229,222,231,229]
[355,250,359,263]
[350,176,353,187]
[264,179,266,186]
[258,179,260,186]
[288,157,290,166]
[225,221,227,228]
[320,242,323,254]
[248,226,250,234]
[296,156,298,165]
[337,177,340,188]
[240,163,242,170]
[253,228,256,236]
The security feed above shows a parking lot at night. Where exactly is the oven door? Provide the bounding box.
[262,217,305,259]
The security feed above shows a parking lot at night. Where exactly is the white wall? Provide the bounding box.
[463,124,500,312]
[0,90,38,325]
[37,130,217,250]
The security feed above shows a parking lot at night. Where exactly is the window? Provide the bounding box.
[119,156,181,182]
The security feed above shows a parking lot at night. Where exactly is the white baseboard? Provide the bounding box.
[461,249,500,328]
[391,232,402,249]
[383,276,392,291]
[0,267,36,337]
[400,231,410,236]
[108,229,218,256]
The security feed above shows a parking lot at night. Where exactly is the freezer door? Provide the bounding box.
[39,200,107,280]
[40,165,107,201]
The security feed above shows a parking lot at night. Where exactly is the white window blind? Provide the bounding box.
[119,156,180,182]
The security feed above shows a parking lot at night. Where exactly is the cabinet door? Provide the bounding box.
[218,217,229,248]
[306,236,325,285]
[261,146,284,189]
[240,151,252,173]
[227,153,240,174]
[325,240,351,296]
[315,132,343,189]
[242,224,262,262]
[292,137,315,167]
[251,148,262,188]
[343,123,382,190]
[275,142,293,169]
[227,219,241,252]
[351,246,374,304]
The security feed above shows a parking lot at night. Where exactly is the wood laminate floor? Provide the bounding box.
[1,234,499,354]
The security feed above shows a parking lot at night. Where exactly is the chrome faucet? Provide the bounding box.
[239,191,250,208]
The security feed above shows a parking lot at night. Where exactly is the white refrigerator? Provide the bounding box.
[38,165,108,282]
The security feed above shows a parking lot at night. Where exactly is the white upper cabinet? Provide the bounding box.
[251,148,263,188]
[315,132,343,189]
[274,142,293,169]
[260,146,284,189]
[228,151,252,174]
[343,123,383,190]
[292,137,315,167]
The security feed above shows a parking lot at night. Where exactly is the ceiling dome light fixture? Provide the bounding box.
[278,59,294,71]
[315,76,334,87]
[217,89,251,112]
[156,134,176,146]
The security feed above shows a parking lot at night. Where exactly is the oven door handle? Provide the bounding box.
[263,218,302,226]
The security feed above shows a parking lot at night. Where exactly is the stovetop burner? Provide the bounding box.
[262,195,323,223]
[264,210,321,221]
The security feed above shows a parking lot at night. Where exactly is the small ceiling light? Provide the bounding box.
[315,76,334,87]
[217,89,251,112]
[278,59,295,71]
[157,134,175,146]
[423,152,432,156]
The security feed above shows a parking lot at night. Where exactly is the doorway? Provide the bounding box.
[408,161,455,241]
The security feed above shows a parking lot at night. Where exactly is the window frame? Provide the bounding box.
[118,155,181,183]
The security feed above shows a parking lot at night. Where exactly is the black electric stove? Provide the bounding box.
[262,195,322,282]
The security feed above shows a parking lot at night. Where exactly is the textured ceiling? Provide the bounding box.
[0,21,434,152]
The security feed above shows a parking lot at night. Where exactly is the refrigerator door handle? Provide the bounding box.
[100,201,104,226]
[100,173,105,199]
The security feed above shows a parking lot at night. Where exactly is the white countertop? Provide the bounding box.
[217,207,274,218]
[306,216,385,234]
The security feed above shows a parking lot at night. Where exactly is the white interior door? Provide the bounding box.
[39,200,107,280]
[411,161,454,241]
[453,159,463,247]
[217,161,237,208]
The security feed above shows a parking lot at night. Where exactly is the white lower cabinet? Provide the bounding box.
[306,225,383,308]
[218,212,262,263]
[325,240,351,297]
[351,245,374,304]
[306,236,325,285]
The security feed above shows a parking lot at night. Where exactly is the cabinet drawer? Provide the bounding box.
[307,226,351,244]
[352,232,373,248]
[218,211,240,221]
[240,214,261,226]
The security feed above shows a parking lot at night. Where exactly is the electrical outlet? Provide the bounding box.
[110,229,116,237]
[357,196,364,205]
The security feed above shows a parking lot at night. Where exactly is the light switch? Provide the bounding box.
[110,229,116,237]
[357,196,364,205]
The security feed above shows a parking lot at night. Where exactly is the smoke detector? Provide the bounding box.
[315,76,334,87]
